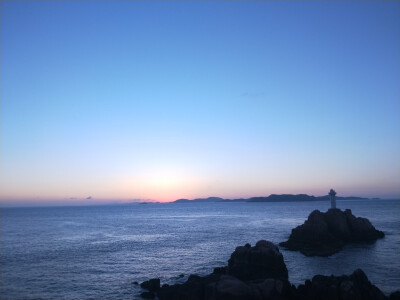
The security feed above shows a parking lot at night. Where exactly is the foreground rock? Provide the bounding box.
[390,291,400,300]
[157,274,294,300]
[279,208,384,256]
[296,269,387,300]
[142,240,293,300]
[140,240,396,300]
[227,240,288,280]
[140,278,160,292]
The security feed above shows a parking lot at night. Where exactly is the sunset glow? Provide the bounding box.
[1,1,399,206]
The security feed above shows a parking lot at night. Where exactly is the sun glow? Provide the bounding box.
[115,164,202,202]
[151,170,182,189]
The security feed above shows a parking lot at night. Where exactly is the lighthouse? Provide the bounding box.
[329,189,337,209]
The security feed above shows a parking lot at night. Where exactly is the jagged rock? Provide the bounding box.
[296,269,387,300]
[140,278,160,292]
[344,209,385,241]
[157,273,294,300]
[280,209,384,256]
[248,278,294,300]
[205,275,253,300]
[141,240,393,300]
[205,276,294,300]
[227,240,288,280]
[155,241,291,300]
[213,266,227,275]
[325,208,352,241]
[157,273,220,300]
[390,291,400,300]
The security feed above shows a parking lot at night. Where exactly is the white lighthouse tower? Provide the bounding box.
[329,189,337,209]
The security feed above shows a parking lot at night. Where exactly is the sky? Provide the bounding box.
[0,1,399,206]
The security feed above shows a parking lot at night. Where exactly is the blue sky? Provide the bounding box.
[1,1,399,204]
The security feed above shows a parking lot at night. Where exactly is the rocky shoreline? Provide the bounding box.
[138,209,394,299]
[139,240,399,300]
[279,208,385,256]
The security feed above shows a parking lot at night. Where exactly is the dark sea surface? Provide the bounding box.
[1,199,399,299]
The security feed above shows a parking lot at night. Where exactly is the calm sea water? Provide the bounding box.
[1,199,399,299]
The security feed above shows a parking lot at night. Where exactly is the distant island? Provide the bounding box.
[173,194,372,203]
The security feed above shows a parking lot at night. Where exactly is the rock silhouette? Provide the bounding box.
[296,269,387,300]
[227,240,288,281]
[140,240,397,300]
[279,208,384,256]
[140,278,160,292]
[145,241,292,300]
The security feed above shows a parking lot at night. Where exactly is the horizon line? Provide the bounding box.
[1,193,398,208]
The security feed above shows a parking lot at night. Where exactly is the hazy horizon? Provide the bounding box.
[1,1,399,206]
[0,192,397,208]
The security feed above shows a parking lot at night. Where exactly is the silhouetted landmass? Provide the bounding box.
[139,240,397,300]
[279,208,385,256]
[248,194,317,202]
[172,194,368,203]
[316,195,368,201]
[174,197,225,203]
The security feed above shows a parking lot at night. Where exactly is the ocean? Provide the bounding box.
[1,199,399,299]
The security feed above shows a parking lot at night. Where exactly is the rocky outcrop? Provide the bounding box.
[140,278,160,292]
[145,268,397,300]
[139,239,397,300]
[279,208,384,256]
[390,291,400,300]
[140,291,156,299]
[227,240,288,281]
[156,273,294,300]
[296,269,387,300]
[143,240,293,300]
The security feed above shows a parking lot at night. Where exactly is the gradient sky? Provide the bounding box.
[1,1,399,205]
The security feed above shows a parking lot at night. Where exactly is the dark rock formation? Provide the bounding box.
[143,241,293,300]
[140,240,394,300]
[156,273,294,300]
[157,273,220,300]
[205,275,294,300]
[279,208,384,256]
[343,209,384,241]
[227,240,288,280]
[390,291,400,300]
[140,278,160,292]
[296,269,387,300]
[149,268,394,300]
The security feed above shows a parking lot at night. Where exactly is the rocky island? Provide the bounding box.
[172,194,368,203]
[140,191,392,299]
[279,208,385,256]
[139,240,398,300]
